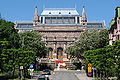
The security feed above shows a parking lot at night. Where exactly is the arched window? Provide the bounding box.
[48,48,53,58]
[57,47,63,59]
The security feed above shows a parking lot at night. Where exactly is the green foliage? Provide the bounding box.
[0,19,20,48]
[1,49,35,77]
[0,41,10,49]
[67,29,109,58]
[73,62,82,70]
[0,19,44,78]
[19,31,48,57]
[84,40,120,79]
[0,19,15,40]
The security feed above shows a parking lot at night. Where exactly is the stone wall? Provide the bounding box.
[34,25,86,67]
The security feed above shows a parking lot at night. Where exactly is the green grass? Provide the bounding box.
[33,70,40,73]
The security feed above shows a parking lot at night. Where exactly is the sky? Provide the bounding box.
[0,0,120,28]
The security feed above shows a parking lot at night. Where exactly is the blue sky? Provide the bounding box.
[0,0,120,28]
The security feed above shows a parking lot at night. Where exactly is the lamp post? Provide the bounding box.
[20,66,23,80]
[92,66,96,80]
[29,64,34,79]
[36,57,40,70]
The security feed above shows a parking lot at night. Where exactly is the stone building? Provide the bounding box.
[109,6,120,45]
[15,7,106,68]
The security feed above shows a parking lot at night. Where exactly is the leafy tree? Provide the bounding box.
[67,29,109,58]
[1,49,35,77]
[0,41,10,73]
[19,31,48,57]
[0,19,20,48]
[84,40,120,79]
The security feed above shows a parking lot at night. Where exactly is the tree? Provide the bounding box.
[67,29,109,58]
[1,49,35,77]
[0,41,10,73]
[0,19,20,48]
[19,31,48,57]
[84,40,120,79]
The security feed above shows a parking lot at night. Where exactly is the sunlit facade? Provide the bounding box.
[109,6,120,45]
[15,7,106,68]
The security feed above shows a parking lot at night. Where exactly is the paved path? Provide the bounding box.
[49,71,79,80]
[49,70,93,80]
[29,70,93,80]
[75,70,93,80]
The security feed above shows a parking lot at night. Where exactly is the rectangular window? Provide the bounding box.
[41,17,43,23]
[117,35,120,40]
[57,17,62,24]
[118,20,120,24]
[69,17,75,24]
[45,17,51,24]
[77,17,79,23]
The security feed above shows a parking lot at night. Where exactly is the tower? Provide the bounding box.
[33,6,39,26]
[81,6,87,25]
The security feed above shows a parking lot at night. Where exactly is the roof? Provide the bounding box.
[41,8,79,16]
[117,7,120,18]
[15,21,33,24]
[87,21,105,29]
[109,18,115,30]
[109,6,120,30]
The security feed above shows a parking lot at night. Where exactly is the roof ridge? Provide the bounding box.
[44,8,76,10]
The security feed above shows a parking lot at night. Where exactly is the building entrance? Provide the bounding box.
[48,48,53,58]
[57,47,63,59]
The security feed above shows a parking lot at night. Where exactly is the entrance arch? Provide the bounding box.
[48,48,53,58]
[57,47,63,59]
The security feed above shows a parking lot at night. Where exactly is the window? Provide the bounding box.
[117,35,120,40]
[69,17,75,24]
[49,12,51,14]
[45,17,51,24]
[41,17,43,23]
[77,17,79,23]
[59,12,61,14]
[118,20,120,24]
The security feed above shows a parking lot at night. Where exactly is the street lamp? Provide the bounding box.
[20,66,24,80]
[36,56,40,70]
[92,66,96,79]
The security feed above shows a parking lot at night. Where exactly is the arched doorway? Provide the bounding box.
[48,48,53,58]
[57,47,63,59]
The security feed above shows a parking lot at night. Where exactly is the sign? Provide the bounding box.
[92,66,96,70]
[20,66,23,70]
[30,64,34,68]
[88,63,92,76]
[56,61,62,63]
[88,63,92,72]
[28,69,34,76]
[88,67,92,72]
[88,72,92,76]
[88,63,92,67]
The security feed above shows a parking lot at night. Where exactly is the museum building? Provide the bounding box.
[15,7,106,68]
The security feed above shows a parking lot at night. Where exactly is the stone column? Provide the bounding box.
[79,17,82,25]
[43,16,45,24]
[75,16,77,24]
[53,43,57,59]
[39,16,41,23]
[63,43,67,59]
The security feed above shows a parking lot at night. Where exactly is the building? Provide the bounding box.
[15,7,106,68]
[109,6,120,45]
